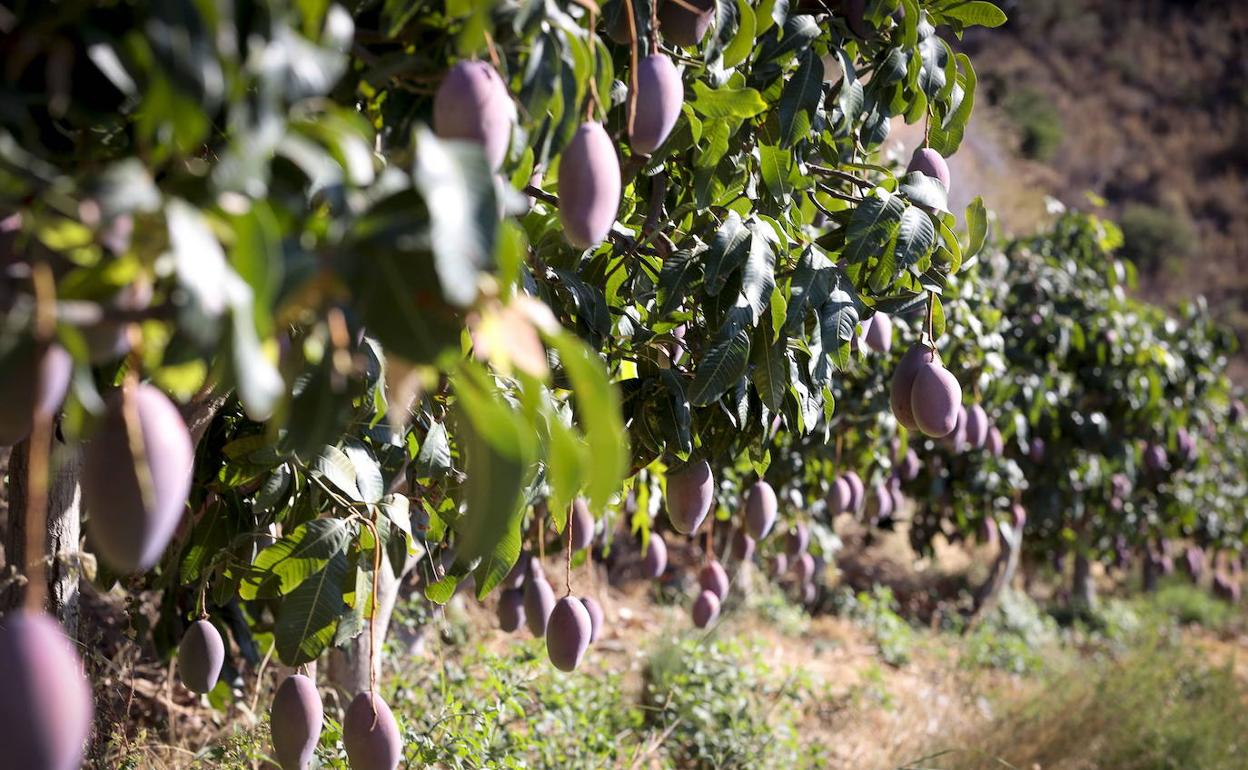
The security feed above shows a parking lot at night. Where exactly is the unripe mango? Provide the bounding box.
[826,476,851,514]
[697,561,729,601]
[1144,443,1168,472]
[907,147,951,192]
[498,588,526,633]
[642,533,668,578]
[342,692,401,770]
[569,498,595,551]
[966,404,989,450]
[629,54,683,155]
[691,589,720,628]
[0,610,93,770]
[986,426,1004,458]
[864,312,892,353]
[271,674,323,770]
[0,341,72,447]
[785,523,809,557]
[580,596,604,644]
[658,0,714,47]
[666,459,713,534]
[178,619,225,694]
[793,552,815,583]
[83,383,194,573]
[744,480,777,539]
[891,344,939,430]
[558,122,621,249]
[546,597,592,671]
[523,572,556,637]
[911,362,962,438]
[434,61,513,170]
[873,482,893,518]
[843,471,864,514]
[731,528,755,562]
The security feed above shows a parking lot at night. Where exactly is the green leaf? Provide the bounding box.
[689,82,768,120]
[689,323,751,406]
[274,551,349,666]
[751,321,789,410]
[342,440,384,504]
[656,369,694,457]
[656,249,704,317]
[740,221,777,324]
[414,420,453,478]
[778,50,823,147]
[312,445,362,502]
[964,195,989,259]
[816,271,859,371]
[844,189,905,265]
[940,1,1008,28]
[928,53,976,156]
[240,519,352,600]
[722,0,756,69]
[703,212,752,295]
[896,205,937,269]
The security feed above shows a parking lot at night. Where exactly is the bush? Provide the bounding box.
[642,636,810,769]
[832,585,914,667]
[1119,203,1196,273]
[1140,579,1235,631]
[962,589,1058,673]
[1001,86,1064,161]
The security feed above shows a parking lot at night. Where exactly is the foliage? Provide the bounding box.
[1000,85,1064,161]
[961,589,1056,673]
[1119,202,1196,274]
[1138,579,1236,632]
[833,585,913,666]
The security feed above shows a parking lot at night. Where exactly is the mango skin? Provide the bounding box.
[498,588,526,633]
[271,674,323,770]
[907,147,951,192]
[434,61,513,170]
[864,313,892,353]
[342,692,402,770]
[744,480,777,539]
[966,404,989,449]
[843,471,864,514]
[891,344,939,430]
[558,122,621,249]
[569,498,595,551]
[911,362,962,438]
[666,459,714,534]
[697,561,729,601]
[629,54,684,155]
[826,476,851,514]
[731,529,755,561]
[658,0,715,47]
[642,532,668,578]
[794,552,816,583]
[580,596,605,644]
[785,523,809,557]
[546,597,592,671]
[691,589,720,628]
[83,383,194,573]
[0,610,93,770]
[178,619,225,694]
[523,572,557,637]
[0,341,72,447]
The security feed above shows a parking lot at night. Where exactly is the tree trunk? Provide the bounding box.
[1071,552,1098,610]
[1,439,83,634]
[967,520,1023,626]
[326,554,415,700]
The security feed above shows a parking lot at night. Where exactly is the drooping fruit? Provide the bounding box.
[873,482,893,518]
[523,571,556,637]
[907,147,951,192]
[1176,428,1197,463]
[744,480,777,539]
[498,588,526,633]
[271,674,323,770]
[1011,503,1027,531]
[801,580,817,604]
[546,597,592,671]
[629,54,683,155]
[864,312,893,353]
[581,596,604,644]
[770,553,788,577]
[641,533,668,578]
[785,523,809,557]
[1183,546,1204,583]
[178,619,225,694]
[342,692,402,770]
[966,404,989,450]
[843,471,864,514]
[504,552,530,590]
[0,341,72,447]
[569,498,595,551]
[731,528,755,562]
[986,426,1004,458]
[666,459,714,534]
[691,589,720,628]
[698,561,729,601]
[793,552,815,583]
[826,476,851,514]
[979,518,998,550]
[1029,437,1045,464]
[899,449,921,481]
[911,361,962,438]
[433,61,513,170]
[0,610,93,770]
[83,383,194,573]
[558,122,621,249]
[658,0,714,47]
[890,344,939,430]
[1111,473,1131,498]
[1144,443,1168,472]
[943,405,968,451]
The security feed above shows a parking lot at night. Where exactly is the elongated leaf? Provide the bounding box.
[941,1,1007,28]
[778,50,823,146]
[689,82,768,119]
[240,518,352,600]
[740,222,777,324]
[656,249,704,317]
[312,445,361,502]
[703,212,751,295]
[928,53,976,156]
[688,324,751,406]
[275,551,349,666]
[896,205,937,269]
[343,440,384,504]
[751,321,789,410]
[964,195,989,259]
[844,189,905,265]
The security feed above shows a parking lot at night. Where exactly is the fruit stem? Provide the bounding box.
[482,29,501,70]
[704,514,713,566]
[538,507,546,562]
[197,578,208,621]
[564,512,573,597]
[361,514,382,705]
[21,261,56,612]
[623,0,639,144]
[925,292,936,347]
